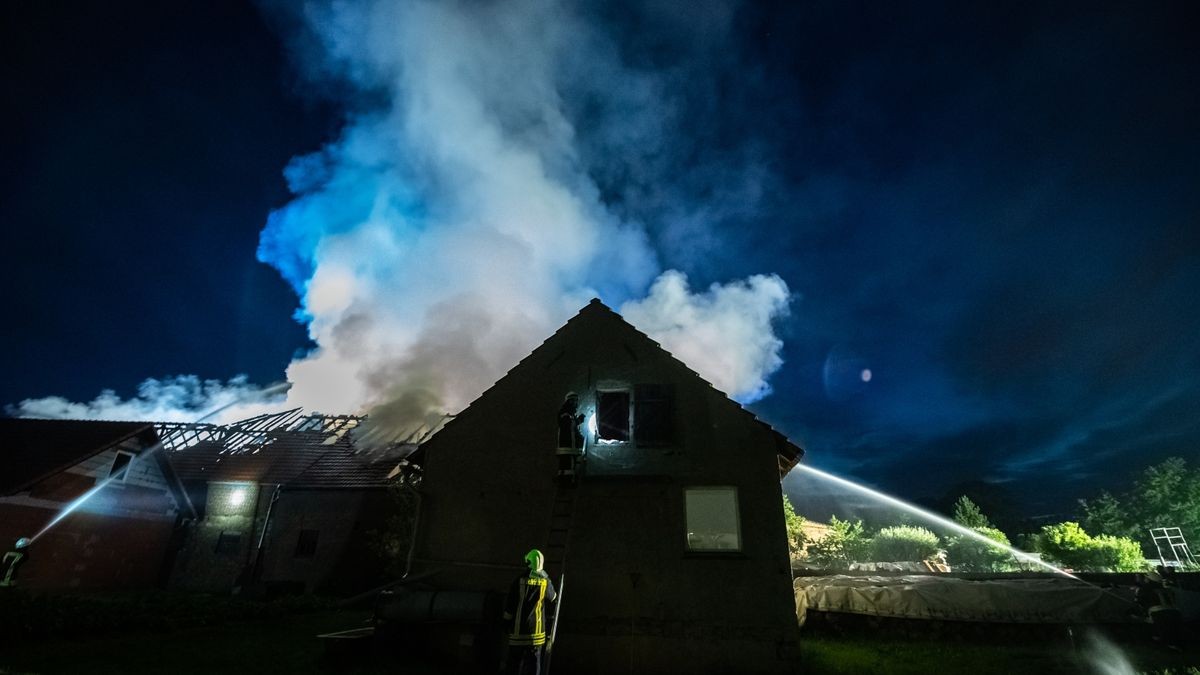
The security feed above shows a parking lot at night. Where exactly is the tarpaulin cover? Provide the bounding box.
[795,575,1139,626]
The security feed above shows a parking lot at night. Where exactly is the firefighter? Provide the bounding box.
[1,537,31,588]
[502,549,557,675]
[556,393,585,478]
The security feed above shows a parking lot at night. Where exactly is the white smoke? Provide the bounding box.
[9,375,287,424]
[621,271,790,402]
[12,0,793,429]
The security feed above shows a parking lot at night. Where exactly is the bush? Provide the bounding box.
[1034,522,1146,572]
[944,526,1016,572]
[782,495,807,553]
[1090,534,1146,572]
[806,517,869,569]
[866,525,940,562]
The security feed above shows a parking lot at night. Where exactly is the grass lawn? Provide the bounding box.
[3,611,1197,674]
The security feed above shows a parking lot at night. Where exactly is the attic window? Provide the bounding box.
[685,487,741,552]
[109,451,135,481]
[596,390,630,443]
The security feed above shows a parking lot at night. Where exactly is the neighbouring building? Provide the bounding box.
[409,299,804,674]
[164,410,411,596]
[0,419,192,591]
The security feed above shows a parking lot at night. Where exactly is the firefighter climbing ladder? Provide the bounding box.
[1149,527,1196,568]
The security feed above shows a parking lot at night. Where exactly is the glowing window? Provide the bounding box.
[294,530,319,558]
[685,487,741,552]
[597,390,631,442]
[109,451,135,481]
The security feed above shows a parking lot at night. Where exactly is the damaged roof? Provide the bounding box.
[0,418,158,495]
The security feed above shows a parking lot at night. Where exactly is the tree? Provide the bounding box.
[1080,457,1200,554]
[952,495,993,530]
[782,495,807,553]
[806,516,868,569]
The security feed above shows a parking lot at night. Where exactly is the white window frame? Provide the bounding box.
[109,450,136,482]
[684,486,742,552]
[594,387,633,445]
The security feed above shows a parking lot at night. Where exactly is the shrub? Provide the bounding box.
[806,516,868,569]
[782,495,808,553]
[944,526,1016,572]
[1034,522,1147,572]
[867,525,940,562]
[1090,534,1146,572]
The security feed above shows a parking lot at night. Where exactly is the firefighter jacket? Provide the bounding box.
[504,570,557,646]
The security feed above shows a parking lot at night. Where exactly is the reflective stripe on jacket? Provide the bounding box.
[505,572,557,646]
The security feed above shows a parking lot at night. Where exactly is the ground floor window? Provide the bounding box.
[294,529,319,558]
[684,487,741,551]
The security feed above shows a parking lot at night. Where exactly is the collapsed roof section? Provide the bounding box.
[163,409,417,490]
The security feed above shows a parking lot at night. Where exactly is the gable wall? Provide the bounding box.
[415,308,799,673]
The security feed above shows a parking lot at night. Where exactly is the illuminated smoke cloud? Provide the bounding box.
[14,0,793,430]
[9,375,286,424]
[621,271,790,403]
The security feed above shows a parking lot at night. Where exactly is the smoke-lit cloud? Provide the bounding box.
[14,0,792,429]
[8,375,287,424]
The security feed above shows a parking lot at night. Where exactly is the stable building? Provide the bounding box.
[409,299,804,674]
[164,410,409,596]
[0,419,191,591]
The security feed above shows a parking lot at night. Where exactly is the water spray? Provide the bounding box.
[26,381,292,545]
[794,464,1080,579]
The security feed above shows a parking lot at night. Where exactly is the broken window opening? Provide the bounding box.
[684,487,742,552]
[596,390,631,443]
[109,450,135,481]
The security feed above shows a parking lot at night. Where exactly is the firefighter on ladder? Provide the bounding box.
[556,393,585,479]
[503,549,557,675]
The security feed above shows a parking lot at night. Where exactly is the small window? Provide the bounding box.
[109,451,135,480]
[597,390,630,442]
[685,487,741,552]
[214,531,242,556]
[634,384,674,446]
[294,529,319,558]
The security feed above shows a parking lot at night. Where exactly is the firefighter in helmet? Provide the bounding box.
[556,393,585,478]
[1,537,31,588]
[502,549,557,675]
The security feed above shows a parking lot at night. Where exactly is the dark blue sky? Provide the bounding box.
[2,1,1197,516]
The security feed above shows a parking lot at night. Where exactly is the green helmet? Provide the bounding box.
[524,549,544,572]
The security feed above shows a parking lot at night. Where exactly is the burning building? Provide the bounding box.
[406,299,804,673]
[0,419,191,591]
[162,410,410,596]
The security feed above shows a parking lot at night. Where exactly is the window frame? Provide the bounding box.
[108,450,136,482]
[595,388,632,444]
[683,486,743,554]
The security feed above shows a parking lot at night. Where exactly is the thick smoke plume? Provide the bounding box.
[14,0,792,431]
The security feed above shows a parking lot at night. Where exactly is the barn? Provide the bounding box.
[0,419,191,591]
[409,299,804,674]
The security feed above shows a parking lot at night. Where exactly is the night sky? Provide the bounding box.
[3,1,1197,517]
